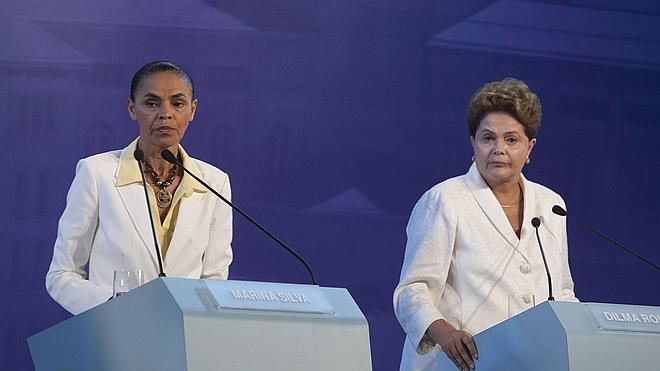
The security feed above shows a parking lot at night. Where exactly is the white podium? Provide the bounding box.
[28,278,373,371]
[437,301,660,370]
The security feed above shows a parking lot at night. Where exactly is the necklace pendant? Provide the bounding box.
[156,188,173,208]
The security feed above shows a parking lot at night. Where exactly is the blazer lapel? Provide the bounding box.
[465,163,520,248]
[114,147,160,265]
[165,193,204,262]
[520,175,535,243]
[164,153,209,264]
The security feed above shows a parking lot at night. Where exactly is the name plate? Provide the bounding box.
[587,302,660,333]
[202,279,335,315]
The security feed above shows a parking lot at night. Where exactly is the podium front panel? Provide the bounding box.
[436,301,660,370]
[28,278,372,371]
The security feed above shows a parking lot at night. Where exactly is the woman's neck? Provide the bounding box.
[488,177,523,204]
[139,141,178,176]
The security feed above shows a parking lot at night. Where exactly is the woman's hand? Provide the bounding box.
[427,319,478,370]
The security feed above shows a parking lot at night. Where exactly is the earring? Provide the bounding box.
[526,157,530,164]
[471,155,475,162]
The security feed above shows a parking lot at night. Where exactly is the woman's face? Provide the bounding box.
[470,112,536,187]
[128,71,197,152]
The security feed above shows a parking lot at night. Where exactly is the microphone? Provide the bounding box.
[133,149,166,277]
[551,205,567,216]
[161,149,319,285]
[552,205,658,270]
[531,217,554,301]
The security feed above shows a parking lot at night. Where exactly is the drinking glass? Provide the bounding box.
[112,269,144,298]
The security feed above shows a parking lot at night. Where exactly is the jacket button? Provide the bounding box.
[520,263,531,274]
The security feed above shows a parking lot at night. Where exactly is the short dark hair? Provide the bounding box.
[466,78,542,139]
[130,60,194,100]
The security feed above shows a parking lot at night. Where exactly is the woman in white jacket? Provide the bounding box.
[46,61,233,315]
[393,78,577,371]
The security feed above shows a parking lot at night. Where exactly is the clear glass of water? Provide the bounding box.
[508,292,535,317]
[112,269,144,298]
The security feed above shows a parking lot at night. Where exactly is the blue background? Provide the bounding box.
[2,1,659,369]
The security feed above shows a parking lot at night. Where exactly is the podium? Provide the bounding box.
[437,301,660,370]
[28,278,372,371]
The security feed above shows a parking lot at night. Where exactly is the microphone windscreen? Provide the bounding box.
[552,205,567,216]
[133,149,144,161]
[531,217,541,228]
[161,149,178,164]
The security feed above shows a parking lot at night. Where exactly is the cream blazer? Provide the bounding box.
[393,163,577,371]
[46,144,233,315]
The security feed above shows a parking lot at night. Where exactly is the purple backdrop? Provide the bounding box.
[2,1,659,370]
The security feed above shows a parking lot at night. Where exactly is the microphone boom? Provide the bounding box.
[161,149,319,285]
[552,205,658,270]
[134,149,166,277]
[531,217,554,301]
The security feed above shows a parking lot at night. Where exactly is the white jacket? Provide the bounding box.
[46,143,233,315]
[393,163,577,370]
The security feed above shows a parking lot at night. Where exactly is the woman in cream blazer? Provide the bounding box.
[46,142,232,315]
[46,60,232,315]
[394,78,578,371]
